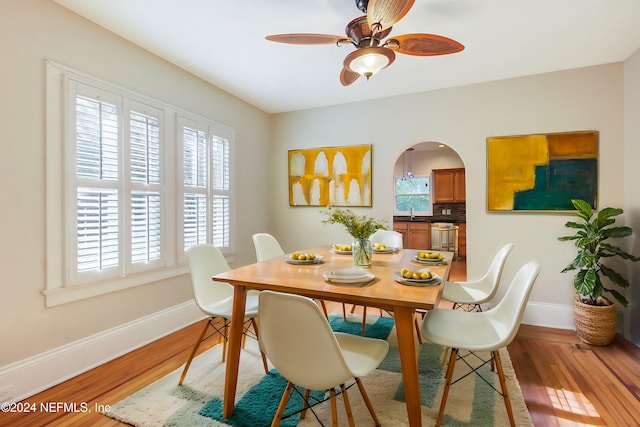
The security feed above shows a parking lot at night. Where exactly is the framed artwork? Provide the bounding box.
[288,144,372,206]
[487,130,598,212]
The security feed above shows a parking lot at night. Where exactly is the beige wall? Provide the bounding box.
[271,63,628,333]
[624,48,640,345]
[0,0,272,366]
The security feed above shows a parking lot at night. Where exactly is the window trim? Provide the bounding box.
[43,60,234,307]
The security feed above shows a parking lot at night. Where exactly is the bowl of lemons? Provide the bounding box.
[414,251,446,264]
[286,252,323,264]
[393,267,441,286]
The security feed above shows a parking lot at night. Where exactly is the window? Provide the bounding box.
[394,176,431,215]
[44,61,235,306]
[180,118,233,253]
[69,81,166,285]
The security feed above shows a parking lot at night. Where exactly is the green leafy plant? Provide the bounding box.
[558,199,639,307]
[320,207,386,240]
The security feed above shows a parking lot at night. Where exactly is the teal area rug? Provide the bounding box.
[103,314,532,426]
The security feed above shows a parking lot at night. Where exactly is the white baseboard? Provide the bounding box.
[0,301,204,403]
[522,301,575,330]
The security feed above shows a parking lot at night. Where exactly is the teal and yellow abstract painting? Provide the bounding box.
[487,131,598,211]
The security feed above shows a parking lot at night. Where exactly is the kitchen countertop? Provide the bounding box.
[394,216,465,224]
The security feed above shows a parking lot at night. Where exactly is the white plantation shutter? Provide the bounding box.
[74,92,121,279]
[211,135,230,248]
[181,121,233,253]
[76,188,119,272]
[128,108,163,268]
[69,81,166,285]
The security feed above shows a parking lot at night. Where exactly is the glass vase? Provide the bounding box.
[353,238,373,267]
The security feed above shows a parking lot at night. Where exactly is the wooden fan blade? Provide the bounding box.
[367,0,415,32]
[265,33,345,45]
[388,34,464,56]
[340,67,360,86]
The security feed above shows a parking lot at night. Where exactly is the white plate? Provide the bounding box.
[323,268,375,285]
[285,255,324,265]
[413,255,447,264]
[373,247,397,253]
[393,272,441,286]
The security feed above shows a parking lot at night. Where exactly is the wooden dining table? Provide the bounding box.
[213,245,453,427]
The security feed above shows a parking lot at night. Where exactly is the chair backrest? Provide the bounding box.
[252,233,285,262]
[186,244,233,312]
[459,243,514,301]
[488,261,540,348]
[369,229,404,249]
[258,291,355,391]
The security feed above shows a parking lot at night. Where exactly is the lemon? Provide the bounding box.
[307,253,316,260]
[290,252,299,259]
[297,254,307,260]
[400,268,409,276]
[420,272,432,280]
[412,272,421,280]
[403,270,413,278]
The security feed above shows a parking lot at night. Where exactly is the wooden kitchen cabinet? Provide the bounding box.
[433,168,466,202]
[393,222,431,249]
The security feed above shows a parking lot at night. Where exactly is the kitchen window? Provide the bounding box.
[394,176,432,215]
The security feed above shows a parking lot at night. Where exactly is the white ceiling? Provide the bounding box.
[54,0,640,114]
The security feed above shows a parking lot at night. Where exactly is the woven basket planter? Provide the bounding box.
[574,294,617,345]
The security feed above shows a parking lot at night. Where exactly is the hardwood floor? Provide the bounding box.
[2,260,639,426]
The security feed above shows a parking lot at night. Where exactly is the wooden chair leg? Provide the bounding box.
[361,309,367,336]
[319,300,329,318]
[300,389,311,419]
[355,377,381,427]
[441,347,450,367]
[342,303,348,321]
[221,320,228,363]
[250,317,269,374]
[414,316,424,345]
[340,384,355,427]
[436,347,458,427]
[493,350,516,427]
[330,388,338,427]
[271,381,294,427]
[178,319,211,385]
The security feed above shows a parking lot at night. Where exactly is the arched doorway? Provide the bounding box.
[392,141,467,279]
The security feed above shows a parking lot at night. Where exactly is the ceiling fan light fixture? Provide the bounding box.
[344,47,395,79]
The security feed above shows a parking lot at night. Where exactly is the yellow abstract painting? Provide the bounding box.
[288,144,372,206]
[487,131,598,211]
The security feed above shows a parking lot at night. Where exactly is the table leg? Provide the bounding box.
[223,285,247,418]
[394,307,422,426]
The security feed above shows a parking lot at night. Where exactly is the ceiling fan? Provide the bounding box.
[265,0,464,86]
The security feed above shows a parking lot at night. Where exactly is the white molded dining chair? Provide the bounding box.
[421,261,541,427]
[179,244,268,385]
[421,243,514,358]
[442,243,515,311]
[369,229,404,249]
[258,291,389,427]
[252,233,329,318]
[252,232,285,262]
